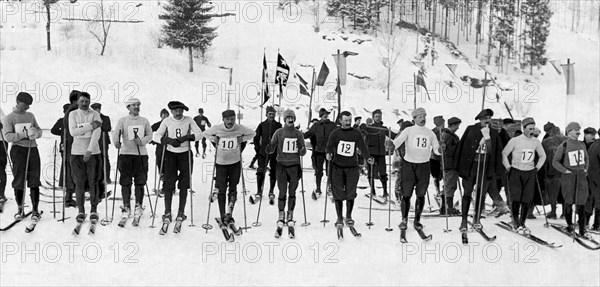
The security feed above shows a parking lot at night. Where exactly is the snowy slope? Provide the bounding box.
[1,1,599,286]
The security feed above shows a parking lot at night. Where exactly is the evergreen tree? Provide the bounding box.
[161,0,217,72]
[521,0,552,74]
[491,0,515,70]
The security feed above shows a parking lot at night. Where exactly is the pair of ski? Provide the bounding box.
[24,211,44,233]
[249,193,275,205]
[275,220,296,239]
[364,193,391,205]
[159,218,186,235]
[118,213,143,227]
[550,224,600,250]
[215,217,242,242]
[460,221,497,244]
[336,223,361,240]
[73,215,99,235]
[400,226,432,243]
[494,221,561,248]
[0,211,33,231]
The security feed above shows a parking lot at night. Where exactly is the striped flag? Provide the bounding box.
[315,61,329,86]
[296,73,310,97]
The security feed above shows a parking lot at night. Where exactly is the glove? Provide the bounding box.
[134,138,143,146]
[385,139,395,150]
[90,121,102,130]
[326,153,332,161]
[115,142,122,149]
[367,157,375,165]
[481,126,491,140]
[0,121,3,130]
[27,127,38,140]
[83,151,92,162]
[265,144,275,154]
[237,136,244,144]
[299,147,307,156]
[177,135,195,142]
[161,137,180,147]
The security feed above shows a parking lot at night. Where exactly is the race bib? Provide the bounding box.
[219,138,237,151]
[337,141,355,157]
[168,126,185,139]
[201,120,206,126]
[127,125,144,140]
[520,149,535,163]
[14,123,32,139]
[76,123,92,138]
[568,150,585,166]
[282,138,298,153]
[413,136,429,149]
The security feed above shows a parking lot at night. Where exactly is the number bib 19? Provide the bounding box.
[337,141,355,157]
[220,138,237,151]
[127,125,144,140]
[282,138,298,153]
[568,150,585,166]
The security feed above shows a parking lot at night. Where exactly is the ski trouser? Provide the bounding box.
[276,163,301,211]
[367,154,388,194]
[443,169,459,198]
[0,141,7,200]
[162,150,192,216]
[215,161,241,219]
[256,154,277,195]
[331,164,360,201]
[311,151,328,192]
[10,145,41,211]
[70,154,101,214]
[118,154,149,208]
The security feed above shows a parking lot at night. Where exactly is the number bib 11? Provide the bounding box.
[337,141,355,157]
[282,138,298,153]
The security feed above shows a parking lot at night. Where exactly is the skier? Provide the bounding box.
[61,90,82,208]
[552,122,589,237]
[431,116,445,196]
[541,124,567,219]
[50,104,72,191]
[251,106,281,204]
[326,111,372,235]
[360,109,395,200]
[265,109,306,237]
[389,108,441,234]
[151,108,170,176]
[501,117,546,234]
[0,107,7,212]
[440,116,462,215]
[583,127,596,150]
[352,116,362,130]
[1,92,43,220]
[113,98,153,225]
[393,121,414,203]
[455,108,505,231]
[587,139,600,231]
[91,103,112,184]
[68,92,103,224]
[304,108,337,198]
[204,110,255,233]
[193,108,211,158]
[153,101,202,227]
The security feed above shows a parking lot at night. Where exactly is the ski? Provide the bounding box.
[550,224,600,250]
[495,222,561,248]
[89,218,98,235]
[415,227,433,241]
[336,223,344,240]
[159,220,170,235]
[1,211,33,231]
[228,221,242,236]
[400,229,408,243]
[73,215,86,236]
[364,193,386,205]
[173,220,183,233]
[24,211,44,233]
[349,226,361,237]
[0,201,4,213]
[132,215,141,227]
[288,221,296,239]
[275,221,284,238]
[468,221,497,242]
[461,231,469,244]
[118,216,129,227]
[216,218,234,242]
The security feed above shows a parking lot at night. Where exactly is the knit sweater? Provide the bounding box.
[112,114,153,156]
[152,116,203,154]
[2,109,43,148]
[502,134,546,171]
[266,125,306,166]
[552,138,589,173]
[204,123,255,165]
[68,108,102,155]
[393,125,441,164]
[326,127,370,167]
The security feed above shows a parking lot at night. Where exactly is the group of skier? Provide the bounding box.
[1,91,599,245]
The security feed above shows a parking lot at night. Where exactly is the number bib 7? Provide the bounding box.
[14,123,32,139]
[568,150,585,166]
[220,138,237,151]
[282,138,298,153]
[127,125,144,140]
[337,141,355,157]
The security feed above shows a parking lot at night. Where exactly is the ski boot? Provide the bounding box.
[335,217,344,239]
[546,211,557,220]
[268,191,275,205]
[399,217,408,231]
[414,221,424,231]
[249,194,261,205]
[519,224,531,236]
[31,210,41,221]
[472,221,483,231]
[287,211,295,239]
[90,212,99,222]
[224,213,242,236]
[14,206,25,221]
[132,204,144,226]
[202,153,206,159]
[459,221,468,233]
[275,211,285,238]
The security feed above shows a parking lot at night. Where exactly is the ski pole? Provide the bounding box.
[439,127,451,233]
[102,131,121,226]
[366,162,374,228]
[320,157,332,227]
[186,125,195,227]
[475,150,488,224]
[299,156,310,227]
[52,141,57,218]
[23,129,32,214]
[535,173,550,228]
[133,131,154,220]
[202,138,218,232]
[252,153,269,227]
[239,147,250,231]
[386,131,393,232]
[0,128,14,173]
[151,144,167,228]
[100,132,109,223]
[59,129,68,223]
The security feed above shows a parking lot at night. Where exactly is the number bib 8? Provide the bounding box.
[337,141,355,157]
[282,138,298,153]
[220,138,237,151]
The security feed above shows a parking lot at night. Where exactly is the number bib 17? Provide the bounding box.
[520,149,534,163]
[337,141,355,157]
[282,138,298,153]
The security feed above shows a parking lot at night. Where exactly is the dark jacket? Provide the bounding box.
[99,113,111,146]
[254,119,282,156]
[431,127,442,160]
[193,115,211,132]
[588,140,600,183]
[62,104,79,156]
[499,128,511,147]
[542,134,568,178]
[51,117,64,149]
[441,128,460,170]
[361,121,396,156]
[303,119,337,153]
[455,123,504,179]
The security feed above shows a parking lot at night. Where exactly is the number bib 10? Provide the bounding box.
[220,138,237,151]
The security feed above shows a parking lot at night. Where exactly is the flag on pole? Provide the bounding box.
[561,62,575,95]
[275,53,290,87]
[415,70,430,100]
[262,52,268,82]
[297,73,310,97]
[333,53,347,85]
[315,61,329,86]
[262,53,270,105]
[335,78,342,96]
[445,63,458,76]
[550,60,562,75]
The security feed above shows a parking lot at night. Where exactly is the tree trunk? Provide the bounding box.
[487,0,494,65]
[46,4,51,51]
[188,46,194,72]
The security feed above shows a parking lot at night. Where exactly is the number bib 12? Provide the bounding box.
[282,138,298,153]
[337,141,355,157]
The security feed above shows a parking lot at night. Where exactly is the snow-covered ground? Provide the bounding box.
[1,1,599,286]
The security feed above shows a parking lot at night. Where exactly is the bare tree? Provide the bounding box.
[88,0,113,56]
[377,20,405,101]
[43,0,59,51]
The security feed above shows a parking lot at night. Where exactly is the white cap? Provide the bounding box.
[125,97,141,108]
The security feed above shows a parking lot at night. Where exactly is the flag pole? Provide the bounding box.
[481,69,487,110]
[308,67,316,129]
[565,58,570,123]
[413,72,417,109]
[337,49,341,116]
[260,48,265,123]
